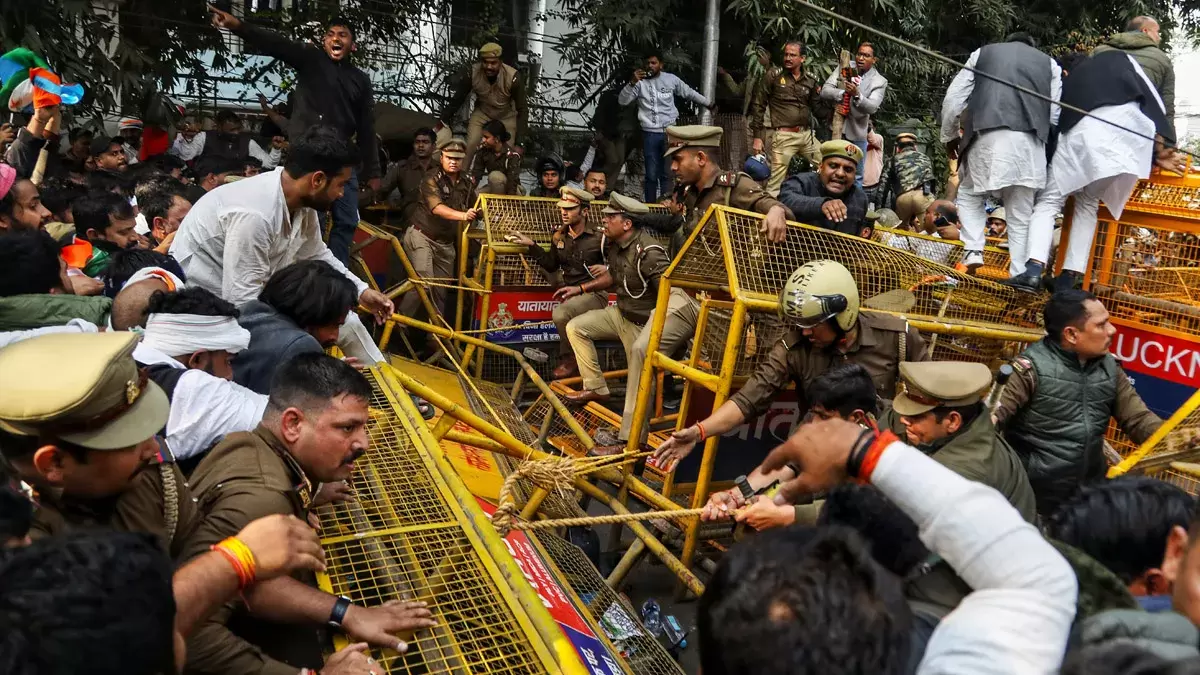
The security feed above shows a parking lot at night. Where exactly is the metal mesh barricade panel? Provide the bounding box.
[1115,390,1200,495]
[1126,181,1200,219]
[695,308,791,379]
[873,227,1012,280]
[1087,218,1200,334]
[317,369,549,674]
[701,207,1046,332]
[533,532,685,675]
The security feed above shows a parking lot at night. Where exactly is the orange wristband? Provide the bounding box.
[857,430,898,484]
[696,421,708,442]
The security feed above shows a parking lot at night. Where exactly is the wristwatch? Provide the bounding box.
[328,596,353,628]
[734,475,755,500]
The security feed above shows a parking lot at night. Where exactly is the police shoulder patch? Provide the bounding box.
[1011,356,1033,373]
[716,171,739,187]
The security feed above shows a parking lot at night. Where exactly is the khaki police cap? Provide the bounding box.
[989,207,1007,222]
[557,185,594,209]
[479,42,503,58]
[820,140,863,166]
[438,137,468,159]
[895,132,918,143]
[0,332,168,451]
[665,125,723,157]
[602,192,650,215]
[892,361,994,417]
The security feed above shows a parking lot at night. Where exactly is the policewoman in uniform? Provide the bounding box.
[509,185,608,378]
[652,259,926,469]
[398,137,477,323]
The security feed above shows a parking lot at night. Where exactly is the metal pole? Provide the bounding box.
[699,0,720,125]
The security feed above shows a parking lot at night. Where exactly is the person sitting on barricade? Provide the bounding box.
[996,289,1162,518]
[652,260,925,470]
[509,186,606,379]
[559,193,673,419]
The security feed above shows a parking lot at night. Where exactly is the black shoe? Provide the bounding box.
[1051,271,1082,293]
[998,271,1043,293]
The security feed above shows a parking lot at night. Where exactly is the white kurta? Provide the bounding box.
[939,49,1062,193]
[169,167,368,307]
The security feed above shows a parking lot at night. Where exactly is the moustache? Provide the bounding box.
[341,448,366,466]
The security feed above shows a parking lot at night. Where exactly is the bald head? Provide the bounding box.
[111,279,169,331]
[1127,16,1161,44]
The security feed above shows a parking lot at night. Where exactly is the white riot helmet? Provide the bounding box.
[778,260,860,332]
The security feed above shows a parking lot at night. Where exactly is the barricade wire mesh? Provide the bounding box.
[1086,218,1200,334]
[1116,391,1200,496]
[533,532,686,675]
[316,369,548,674]
[873,227,1012,280]
[674,206,1046,333]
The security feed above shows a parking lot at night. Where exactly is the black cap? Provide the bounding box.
[89,135,122,157]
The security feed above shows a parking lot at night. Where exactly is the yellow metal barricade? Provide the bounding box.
[316,366,594,674]
[626,204,1047,572]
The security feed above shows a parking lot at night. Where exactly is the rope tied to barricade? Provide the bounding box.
[489,453,711,537]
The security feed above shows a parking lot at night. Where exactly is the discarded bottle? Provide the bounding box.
[640,599,664,639]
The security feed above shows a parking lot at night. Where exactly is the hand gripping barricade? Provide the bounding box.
[620,203,1048,577]
[1078,165,1200,465]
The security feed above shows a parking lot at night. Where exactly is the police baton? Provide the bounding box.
[986,364,1014,416]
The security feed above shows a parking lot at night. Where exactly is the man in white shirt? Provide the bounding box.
[618,50,712,203]
[940,33,1061,277]
[700,416,1077,674]
[131,287,267,465]
[1018,50,1180,292]
[170,125,392,363]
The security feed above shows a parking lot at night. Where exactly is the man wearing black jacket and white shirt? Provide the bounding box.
[1013,50,1183,292]
[778,140,871,237]
[209,4,379,265]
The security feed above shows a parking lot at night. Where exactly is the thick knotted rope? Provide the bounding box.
[489,455,708,537]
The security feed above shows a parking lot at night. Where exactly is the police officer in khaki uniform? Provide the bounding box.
[0,332,193,557]
[886,361,1036,522]
[376,127,436,222]
[439,42,529,170]
[184,353,436,675]
[595,125,793,455]
[472,119,523,195]
[399,137,478,322]
[749,41,825,195]
[0,332,331,661]
[652,260,926,469]
[563,194,678,424]
[509,186,608,378]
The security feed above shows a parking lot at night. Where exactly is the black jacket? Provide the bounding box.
[235,23,380,179]
[777,172,869,236]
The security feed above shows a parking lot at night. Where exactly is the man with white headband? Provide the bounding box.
[132,287,267,466]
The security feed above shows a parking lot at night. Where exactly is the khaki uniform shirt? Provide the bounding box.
[750,67,821,135]
[527,226,605,287]
[411,169,475,243]
[606,228,670,326]
[184,426,320,675]
[30,461,199,561]
[471,144,523,194]
[379,157,434,223]
[683,170,790,232]
[993,356,1162,445]
[730,311,928,419]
